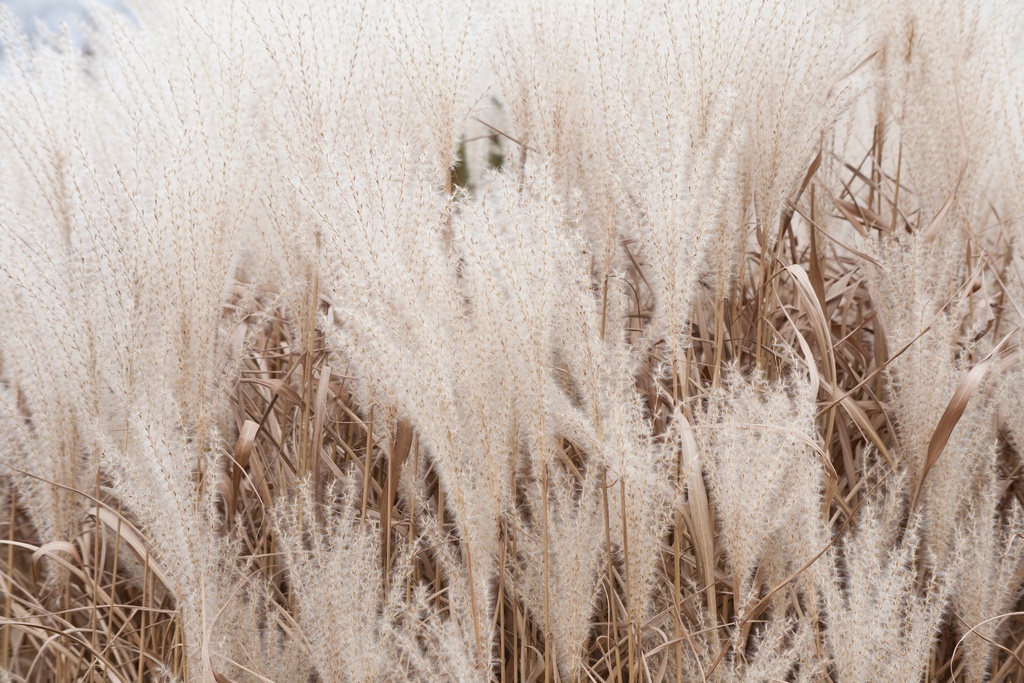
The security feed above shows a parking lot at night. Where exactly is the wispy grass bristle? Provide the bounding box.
[1,0,1023,681]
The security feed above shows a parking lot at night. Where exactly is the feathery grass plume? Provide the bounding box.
[455,167,570,468]
[388,0,485,190]
[730,617,816,683]
[603,409,675,642]
[608,63,742,376]
[313,157,528,671]
[490,0,644,276]
[674,607,817,683]
[548,349,675,674]
[700,368,819,610]
[680,0,855,241]
[99,394,237,681]
[513,465,604,681]
[489,0,593,192]
[1000,53,1024,356]
[1005,355,1024,457]
[0,0,260,424]
[226,579,311,683]
[972,6,1024,458]
[0,8,260,641]
[865,0,1006,220]
[759,430,829,609]
[454,166,621,672]
[250,0,381,174]
[485,166,669,674]
[862,0,1013,513]
[460,161,673,662]
[819,467,951,683]
[657,2,754,312]
[392,582,487,683]
[246,0,382,353]
[0,10,103,545]
[94,0,260,441]
[949,469,1024,683]
[545,231,676,643]
[0,274,94,547]
[868,232,997,562]
[2,0,1024,680]
[276,481,391,683]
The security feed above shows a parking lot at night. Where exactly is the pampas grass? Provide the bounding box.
[1,0,1023,681]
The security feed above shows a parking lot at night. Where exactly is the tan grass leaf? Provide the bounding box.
[911,358,992,510]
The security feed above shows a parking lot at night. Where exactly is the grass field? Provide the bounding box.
[1,1,1023,681]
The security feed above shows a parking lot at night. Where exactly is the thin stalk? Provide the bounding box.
[464,541,485,668]
[137,549,148,683]
[602,468,622,683]
[90,468,101,683]
[359,405,374,531]
[672,359,683,683]
[407,438,419,604]
[109,502,123,671]
[2,484,13,671]
[542,461,552,683]
[511,472,520,683]
[620,478,635,683]
[299,271,319,478]
[436,476,445,615]
[713,297,726,387]
[498,519,507,683]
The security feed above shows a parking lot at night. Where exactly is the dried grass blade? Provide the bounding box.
[784,265,836,384]
[910,358,991,509]
[819,381,895,467]
[30,541,81,568]
[85,508,173,592]
[835,199,890,232]
[244,378,303,406]
[310,366,332,498]
[679,416,715,617]
[832,197,870,237]
[229,420,260,529]
[382,419,413,585]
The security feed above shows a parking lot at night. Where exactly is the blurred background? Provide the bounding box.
[2,0,1022,60]
[1,0,133,54]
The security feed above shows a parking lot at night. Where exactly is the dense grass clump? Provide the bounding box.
[1,1,1023,681]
